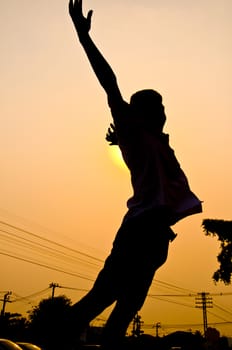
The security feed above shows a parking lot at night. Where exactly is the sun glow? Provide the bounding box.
[108,146,128,172]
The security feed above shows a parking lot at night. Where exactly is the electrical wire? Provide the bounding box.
[12,288,50,303]
[0,250,95,282]
[153,279,197,294]
[148,295,196,309]
[0,220,104,263]
[213,302,232,317]
[0,229,102,269]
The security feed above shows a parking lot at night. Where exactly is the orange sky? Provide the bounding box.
[1,0,232,337]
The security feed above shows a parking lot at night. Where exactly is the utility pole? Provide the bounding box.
[0,291,12,316]
[155,322,161,337]
[195,292,213,337]
[132,313,144,337]
[49,283,60,299]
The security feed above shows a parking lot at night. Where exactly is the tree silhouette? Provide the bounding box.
[202,219,232,284]
[0,312,28,340]
[27,295,72,349]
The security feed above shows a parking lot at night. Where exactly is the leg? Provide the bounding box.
[69,221,132,338]
[71,261,119,320]
[70,256,120,337]
[101,214,171,349]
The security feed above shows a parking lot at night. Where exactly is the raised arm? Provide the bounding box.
[69,0,123,104]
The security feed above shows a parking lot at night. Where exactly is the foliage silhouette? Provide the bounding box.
[27,295,72,349]
[202,219,232,284]
[0,312,28,340]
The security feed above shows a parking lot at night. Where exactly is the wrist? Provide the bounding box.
[78,31,90,44]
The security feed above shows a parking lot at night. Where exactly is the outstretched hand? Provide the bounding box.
[69,0,93,35]
[106,123,118,146]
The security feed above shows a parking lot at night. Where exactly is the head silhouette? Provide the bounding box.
[130,89,166,132]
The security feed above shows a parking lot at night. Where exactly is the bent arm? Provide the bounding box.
[69,0,123,105]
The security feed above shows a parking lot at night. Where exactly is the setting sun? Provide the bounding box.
[108,146,128,172]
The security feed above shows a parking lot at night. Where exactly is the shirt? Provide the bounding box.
[109,99,202,225]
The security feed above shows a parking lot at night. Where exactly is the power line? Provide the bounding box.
[1,246,211,309]
[148,295,195,309]
[0,220,104,263]
[213,303,232,317]
[207,309,232,323]
[153,279,197,294]
[12,288,50,303]
[149,293,196,297]
[0,221,202,298]
[58,285,89,292]
[0,250,95,282]
[0,220,217,300]
[143,321,232,330]
[0,221,106,283]
[1,224,200,297]
[0,229,101,269]
[148,293,232,327]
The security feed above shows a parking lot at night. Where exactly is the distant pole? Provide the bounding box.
[155,322,161,337]
[0,291,12,316]
[132,313,144,337]
[195,292,213,336]
[49,283,60,299]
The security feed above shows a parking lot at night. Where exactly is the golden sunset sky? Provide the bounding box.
[1,0,232,337]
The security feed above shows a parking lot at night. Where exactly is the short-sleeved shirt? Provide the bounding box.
[108,97,202,225]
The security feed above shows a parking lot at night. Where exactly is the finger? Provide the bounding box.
[87,9,93,22]
[69,0,73,15]
[73,0,81,10]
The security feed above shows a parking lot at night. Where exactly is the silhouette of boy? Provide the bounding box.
[68,1,202,349]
